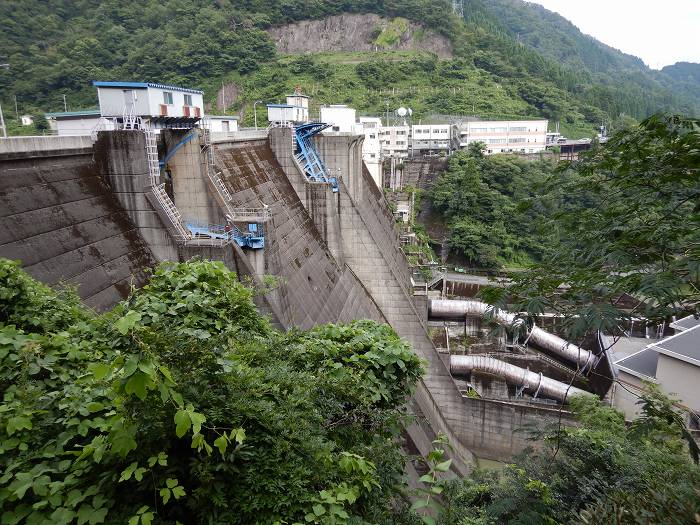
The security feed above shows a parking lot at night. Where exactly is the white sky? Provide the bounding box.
[525,0,700,69]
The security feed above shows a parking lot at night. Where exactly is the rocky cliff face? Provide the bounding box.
[268,13,453,58]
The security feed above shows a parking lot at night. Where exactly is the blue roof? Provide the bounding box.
[45,109,101,118]
[93,81,203,94]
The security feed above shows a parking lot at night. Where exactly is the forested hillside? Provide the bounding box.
[0,0,696,137]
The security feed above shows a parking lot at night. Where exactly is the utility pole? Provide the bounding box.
[221,80,226,113]
[253,100,263,130]
[0,103,7,138]
[62,94,67,112]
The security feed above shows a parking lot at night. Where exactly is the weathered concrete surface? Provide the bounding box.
[0,146,155,310]
[93,130,179,262]
[214,136,386,329]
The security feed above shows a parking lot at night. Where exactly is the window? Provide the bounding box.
[369,134,376,139]
[332,126,340,131]
[471,127,487,133]
[369,153,376,158]
[440,129,448,134]
[397,130,406,135]
[510,126,527,132]
[489,138,506,144]
[163,91,174,105]
[396,141,405,145]
[510,137,527,143]
[184,94,192,106]
[490,127,507,133]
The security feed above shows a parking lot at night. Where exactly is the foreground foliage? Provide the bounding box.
[0,259,423,524]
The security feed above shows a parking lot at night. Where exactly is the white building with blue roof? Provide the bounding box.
[94,81,204,127]
[267,90,309,126]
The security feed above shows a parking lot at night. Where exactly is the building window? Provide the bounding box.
[163,92,174,105]
[396,141,405,145]
[490,127,507,133]
[370,153,376,158]
[332,126,340,131]
[510,137,527,143]
[397,130,406,135]
[489,138,506,144]
[510,126,527,132]
[184,94,192,106]
[471,127,487,133]
[369,134,376,139]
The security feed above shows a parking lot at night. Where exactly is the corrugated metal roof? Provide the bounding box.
[670,314,700,332]
[651,324,700,367]
[92,81,203,94]
[615,348,659,380]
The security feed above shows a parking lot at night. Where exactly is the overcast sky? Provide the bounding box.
[526,0,700,69]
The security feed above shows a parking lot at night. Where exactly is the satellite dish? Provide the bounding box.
[397,107,407,117]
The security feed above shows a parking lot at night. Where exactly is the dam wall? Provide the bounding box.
[1,129,577,463]
[0,136,155,310]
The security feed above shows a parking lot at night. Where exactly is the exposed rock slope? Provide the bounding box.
[268,13,453,58]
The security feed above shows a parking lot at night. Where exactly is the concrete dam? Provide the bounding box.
[0,127,610,467]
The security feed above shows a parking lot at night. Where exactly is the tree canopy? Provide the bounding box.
[0,258,423,524]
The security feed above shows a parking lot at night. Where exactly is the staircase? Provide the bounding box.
[144,129,191,242]
[200,127,270,223]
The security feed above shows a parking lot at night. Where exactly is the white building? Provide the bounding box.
[45,109,103,136]
[613,315,700,429]
[20,115,34,126]
[410,124,455,155]
[205,115,239,133]
[358,116,382,187]
[458,119,548,154]
[380,125,410,159]
[267,91,310,126]
[94,81,204,126]
[320,105,357,134]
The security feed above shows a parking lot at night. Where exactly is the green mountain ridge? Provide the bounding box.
[0,0,696,135]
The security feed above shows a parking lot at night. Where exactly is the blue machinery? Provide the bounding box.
[294,123,339,193]
[186,222,265,249]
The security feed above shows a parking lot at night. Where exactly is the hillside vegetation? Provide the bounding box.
[0,0,697,137]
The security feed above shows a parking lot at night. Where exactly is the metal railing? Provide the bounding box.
[200,127,271,223]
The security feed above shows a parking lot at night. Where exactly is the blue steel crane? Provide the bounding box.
[293,122,338,192]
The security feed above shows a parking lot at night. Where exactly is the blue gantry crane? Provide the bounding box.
[186,221,265,249]
[293,122,338,192]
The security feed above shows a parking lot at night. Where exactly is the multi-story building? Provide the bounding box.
[379,125,410,159]
[410,124,456,155]
[458,119,548,155]
[358,116,382,187]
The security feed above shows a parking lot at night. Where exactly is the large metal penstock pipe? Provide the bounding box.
[429,299,595,370]
[450,355,593,403]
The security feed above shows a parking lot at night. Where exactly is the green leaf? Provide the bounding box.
[312,504,326,516]
[214,435,228,455]
[160,487,171,505]
[174,410,190,438]
[165,478,178,489]
[115,311,142,335]
[188,411,206,435]
[171,485,185,499]
[141,512,154,525]
[88,363,111,381]
[125,371,150,400]
[434,459,452,472]
[119,462,138,482]
[6,415,32,436]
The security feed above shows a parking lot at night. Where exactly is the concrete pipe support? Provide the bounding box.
[450,355,594,403]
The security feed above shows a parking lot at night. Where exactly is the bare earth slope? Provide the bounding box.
[268,13,453,58]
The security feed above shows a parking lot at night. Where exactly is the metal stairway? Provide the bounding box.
[293,122,338,192]
[144,129,192,242]
[200,127,271,223]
